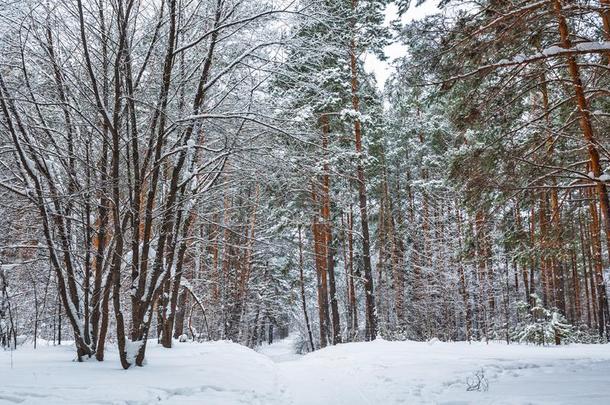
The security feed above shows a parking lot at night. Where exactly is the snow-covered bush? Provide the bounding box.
[380,326,415,342]
[565,326,606,344]
[511,295,573,345]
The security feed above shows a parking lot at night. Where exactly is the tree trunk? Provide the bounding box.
[320,114,341,345]
[299,226,315,351]
[587,186,609,337]
[554,0,610,338]
[349,1,377,339]
[456,204,471,341]
[347,207,358,339]
[311,183,330,347]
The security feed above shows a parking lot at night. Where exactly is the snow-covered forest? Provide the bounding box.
[2,0,610,403]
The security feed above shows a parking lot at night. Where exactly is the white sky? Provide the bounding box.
[364,1,440,89]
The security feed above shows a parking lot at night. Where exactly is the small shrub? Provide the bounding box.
[511,294,573,345]
[466,369,489,392]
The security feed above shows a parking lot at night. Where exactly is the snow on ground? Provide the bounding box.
[256,335,302,363]
[1,338,610,404]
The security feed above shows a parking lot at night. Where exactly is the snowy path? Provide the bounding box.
[1,339,610,404]
[256,335,302,363]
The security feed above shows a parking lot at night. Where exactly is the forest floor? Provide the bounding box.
[1,337,610,404]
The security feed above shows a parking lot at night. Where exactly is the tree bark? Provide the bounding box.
[554,0,610,338]
[311,182,330,347]
[298,226,315,351]
[319,114,341,344]
[349,0,377,340]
